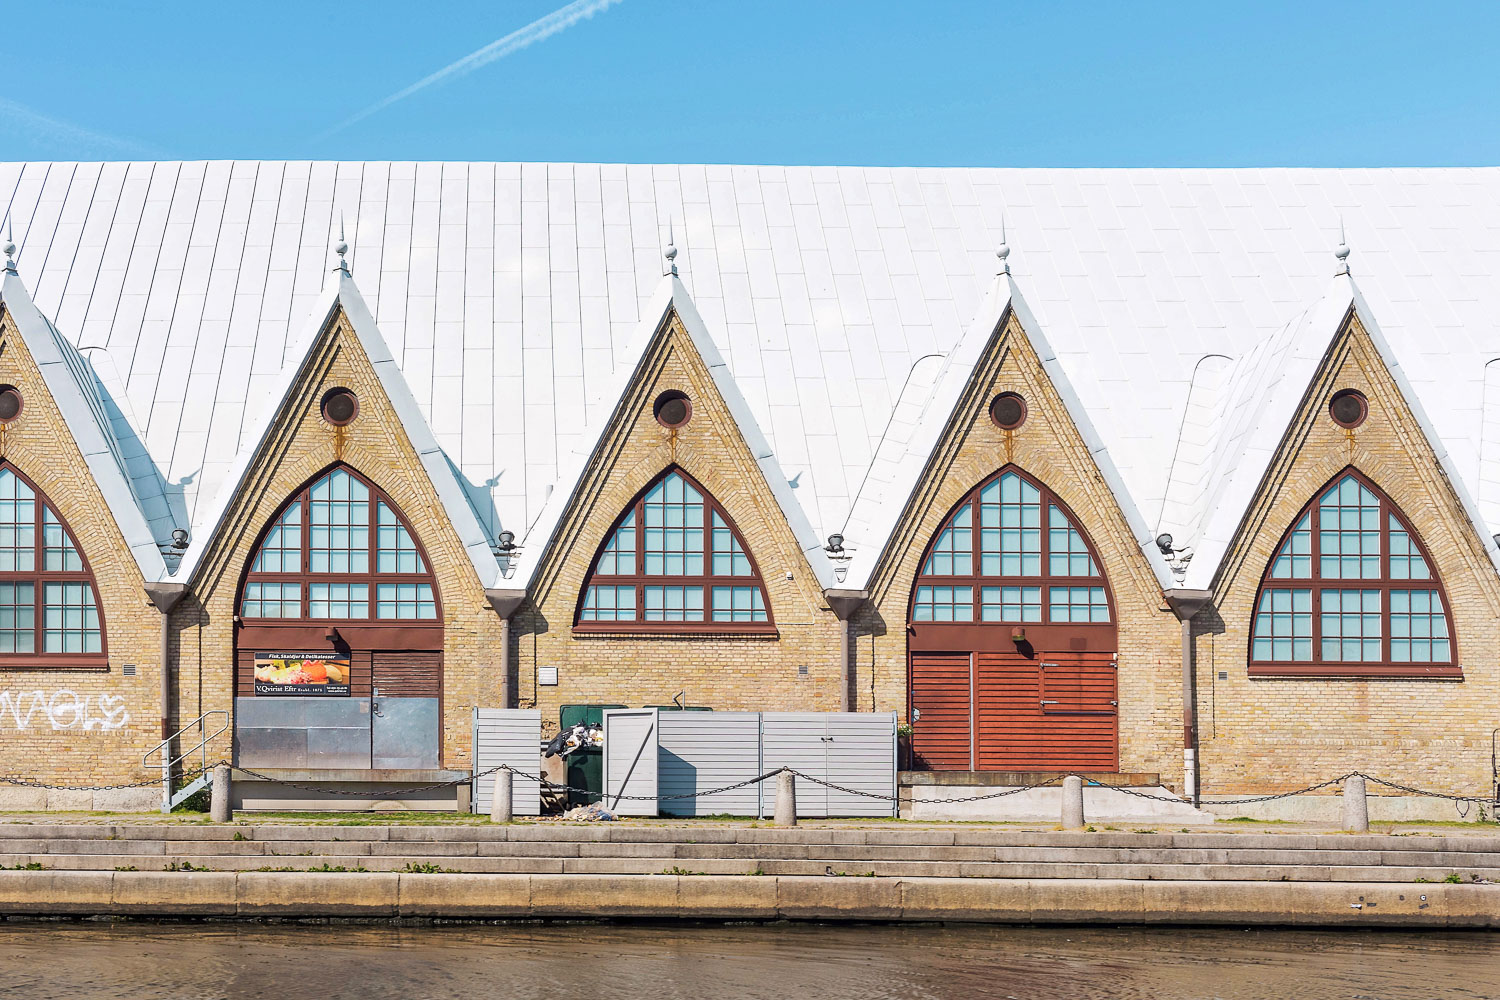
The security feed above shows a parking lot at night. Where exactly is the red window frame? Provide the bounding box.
[1248,467,1459,679]
[574,465,776,636]
[238,464,441,625]
[0,462,108,670]
[908,465,1116,627]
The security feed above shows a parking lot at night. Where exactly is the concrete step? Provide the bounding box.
[6,850,1498,882]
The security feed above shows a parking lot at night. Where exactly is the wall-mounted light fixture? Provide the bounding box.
[1155,532,1174,555]
[824,533,844,554]
[170,528,190,550]
[1011,627,1027,643]
[496,530,516,553]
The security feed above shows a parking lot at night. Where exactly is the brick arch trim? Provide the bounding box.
[574,464,777,636]
[0,460,109,668]
[1248,465,1460,679]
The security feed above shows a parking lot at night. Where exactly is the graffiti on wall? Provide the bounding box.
[0,691,131,732]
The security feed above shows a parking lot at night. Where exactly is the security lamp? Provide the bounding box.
[324,627,341,643]
[497,530,516,552]
[825,533,845,554]
[1155,532,1174,555]
[170,528,189,550]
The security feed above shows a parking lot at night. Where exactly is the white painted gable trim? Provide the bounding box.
[842,272,1176,593]
[513,273,836,592]
[1189,273,1500,591]
[174,272,502,589]
[0,272,167,581]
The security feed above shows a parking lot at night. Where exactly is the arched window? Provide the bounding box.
[0,464,106,666]
[240,466,439,621]
[1249,469,1458,678]
[576,467,774,634]
[910,467,1112,625]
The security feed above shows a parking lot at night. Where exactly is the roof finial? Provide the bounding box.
[1334,217,1351,276]
[996,216,1010,275]
[664,219,678,277]
[334,214,350,275]
[3,215,15,277]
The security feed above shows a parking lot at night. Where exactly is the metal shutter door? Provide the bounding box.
[471,708,542,816]
[975,652,1118,771]
[603,708,659,816]
[758,713,830,818]
[658,711,762,817]
[909,652,973,770]
[823,712,898,817]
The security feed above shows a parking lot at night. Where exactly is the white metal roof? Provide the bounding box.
[1,162,1498,589]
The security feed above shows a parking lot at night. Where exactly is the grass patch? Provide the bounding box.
[399,861,458,874]
[1219,816,1292,824]
[660,865,708,876]
[163,861,210,872]
[0,862,44,870]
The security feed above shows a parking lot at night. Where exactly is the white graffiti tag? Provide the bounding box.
[0,690,130,732]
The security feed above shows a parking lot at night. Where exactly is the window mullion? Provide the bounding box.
[33,498,43,654]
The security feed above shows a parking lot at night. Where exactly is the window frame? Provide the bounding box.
[0,462,109,670]
[908,465,1116,628]
[238,464,442,626]
[1248,467,1460,679]
[574,465,777,636]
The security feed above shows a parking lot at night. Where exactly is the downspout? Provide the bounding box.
[486,589,527,709]
[823,590,868,712]
[144,584,189,740]
[1164,589,1212,806]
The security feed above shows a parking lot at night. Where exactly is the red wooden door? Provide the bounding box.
[974,651,1117,771]
[908,652,972,770]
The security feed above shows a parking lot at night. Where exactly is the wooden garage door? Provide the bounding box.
[975,651,1117,771]
[909,652,972,770]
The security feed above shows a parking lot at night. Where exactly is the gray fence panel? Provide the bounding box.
[471,708,542,816]
[823,712,898,818]
[657,712,762,817]
[758,713,831,817]
[603,709,659,816]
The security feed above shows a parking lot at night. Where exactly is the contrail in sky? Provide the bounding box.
[318,0,626,140]
[0,98,159,157]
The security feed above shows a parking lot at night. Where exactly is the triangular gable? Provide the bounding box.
[0,269,168,580]
[1187,271,1500,590]
[513,272,836,592]
[842,271,1176,592]
[172,269,501,588]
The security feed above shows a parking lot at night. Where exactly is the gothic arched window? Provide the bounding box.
[1249,469,1458,677]
[910,467,1113,625]
[576,467,774,634]
[240,466,440,621]
[0,463,106,666]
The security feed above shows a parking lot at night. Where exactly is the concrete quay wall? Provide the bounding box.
[0,871,1495,928]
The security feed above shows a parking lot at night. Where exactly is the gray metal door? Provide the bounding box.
[472,708,542,815]
[759,712,830,817]
[371,696,440,768]
[603,708,658,816]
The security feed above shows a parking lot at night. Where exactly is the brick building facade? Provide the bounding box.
[1,161,1497,812]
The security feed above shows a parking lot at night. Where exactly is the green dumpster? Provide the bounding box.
[559,704,624,807]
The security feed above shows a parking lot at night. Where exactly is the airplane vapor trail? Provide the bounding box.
[318,0,626,140]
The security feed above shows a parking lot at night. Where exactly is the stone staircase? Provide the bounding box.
[3,824,1499,883]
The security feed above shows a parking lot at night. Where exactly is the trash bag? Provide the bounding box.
[561,803,617,822]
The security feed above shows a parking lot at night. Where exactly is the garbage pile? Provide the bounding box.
[560,802,617,822]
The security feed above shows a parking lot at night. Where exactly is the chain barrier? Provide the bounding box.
[3,763,1494,810]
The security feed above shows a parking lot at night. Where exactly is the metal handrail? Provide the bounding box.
[145,710,229,813]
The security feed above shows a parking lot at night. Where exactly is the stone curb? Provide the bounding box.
[0,871,1494,927]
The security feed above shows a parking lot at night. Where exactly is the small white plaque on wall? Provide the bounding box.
[537,666,559,686]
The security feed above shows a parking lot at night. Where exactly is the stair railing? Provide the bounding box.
[144,710,229,814]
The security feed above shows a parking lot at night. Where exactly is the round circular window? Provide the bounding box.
[1329,389,1368,429]
[989,392,1027,430]
[653,390,692,429]
[321,388,359,427]
[0,386,22,424]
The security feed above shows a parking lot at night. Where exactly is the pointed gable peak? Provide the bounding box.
[173,269,500,588]
[0,269,168,580]
[1184,270,1500,589]
[513,271,836,593]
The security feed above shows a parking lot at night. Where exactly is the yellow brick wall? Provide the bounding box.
[517,311,845,731]
[180,306,506,771]
[0,308,162,796]
[1198,313,1500,795]
[861,311,1183,781]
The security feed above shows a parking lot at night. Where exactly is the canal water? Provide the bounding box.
[0,922,1496,999]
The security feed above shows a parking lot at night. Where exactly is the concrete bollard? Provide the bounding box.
[774,770,797,827]
[490,769,514,824]
[1342,774,1369,833]
[209,764,232,823]
[1061,775,1085,830]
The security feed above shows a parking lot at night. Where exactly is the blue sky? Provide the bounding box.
[3,1,1497,165]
